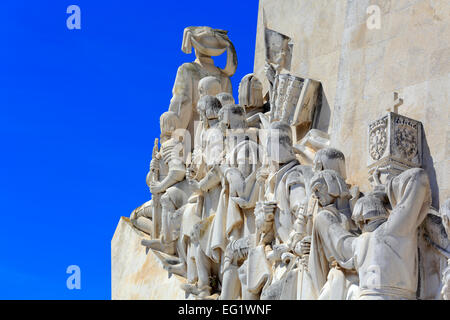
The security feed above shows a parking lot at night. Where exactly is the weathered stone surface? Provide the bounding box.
[111,217,186,300]
[112,1,450,300]
[254,0,450,207]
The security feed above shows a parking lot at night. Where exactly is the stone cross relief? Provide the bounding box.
[389,91,404,114]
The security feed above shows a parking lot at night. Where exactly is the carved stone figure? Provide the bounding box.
[238,74,268,129]
[117,21,448,302]
[308,169,357,300]
[141,111,189,254]
[310,168,431,299]
[240,121,311,299]
[169,26,237,139]
[183,95,224,299]
[220,140,262,299]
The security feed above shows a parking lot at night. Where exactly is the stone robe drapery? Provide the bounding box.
[308,205,356,298]
[355,168,431,299]
[308,168,431,300]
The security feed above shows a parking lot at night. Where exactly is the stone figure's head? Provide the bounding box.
[313,148,347,180]
[233,140,261,178]
[182,26,237,77]
[198,76,221,98]
[352,195,388,233]
[266,121,295,164]
[218,104,247,132]
[238,74,264,111]
[197,95,222,128]
[285,166,313,217]
[441,198,450,239]
[310,169,350,207]
[216,92,235,108]
[160,111,179,139]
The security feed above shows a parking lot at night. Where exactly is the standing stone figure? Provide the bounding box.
[169,26,237,139]
[142,111,189,255]
[310,168,431,299]
[307,169,358,300]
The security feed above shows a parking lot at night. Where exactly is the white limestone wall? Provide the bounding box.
[111,217,187,300]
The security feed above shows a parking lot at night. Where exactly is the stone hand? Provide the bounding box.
[372,166,389,186]
[256,168,269,185]
[150,158,160,172]
[149,182,163,194]
[297,236,311,256]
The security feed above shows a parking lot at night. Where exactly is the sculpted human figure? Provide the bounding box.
[306,169,358,300]
[182,95,225,299]
[193,104,251,299]
[220,140,262,300]
[141,111,189,255]
[301,148,359,252]
[238,74,267,128]
[169,26,236,139]
[310,168,431,299]
[263,147,353,300]
[236,121,313,299]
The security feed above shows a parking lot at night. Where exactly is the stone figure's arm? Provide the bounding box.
[314,209,355,267]
[385,168,431,237]
[168,64,194,130]
[151,168,185,195]
[223,77,233,95]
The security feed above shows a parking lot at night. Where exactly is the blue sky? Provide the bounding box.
[0,1,258,299]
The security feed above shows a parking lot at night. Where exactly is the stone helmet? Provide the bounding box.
[352,194,388,232]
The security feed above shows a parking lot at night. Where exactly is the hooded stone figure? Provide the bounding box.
[308,168,432,300]
[168,26,237,141]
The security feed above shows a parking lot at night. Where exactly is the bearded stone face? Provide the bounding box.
[311,180,334,207]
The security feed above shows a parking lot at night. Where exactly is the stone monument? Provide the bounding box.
[112,0,450,300]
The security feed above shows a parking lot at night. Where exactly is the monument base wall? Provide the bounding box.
[111,217,187,300]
